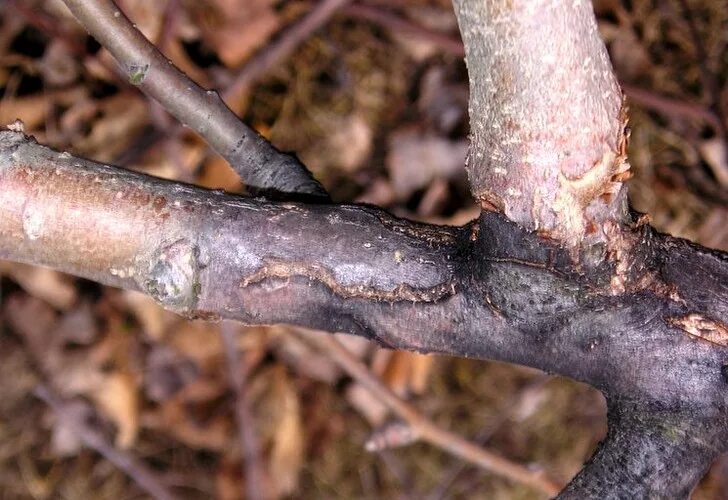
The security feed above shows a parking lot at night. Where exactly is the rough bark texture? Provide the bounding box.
[60,0,326,199]
[454,0,630,247]
[2,129,728,497]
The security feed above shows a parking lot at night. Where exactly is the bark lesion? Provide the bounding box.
[240,258,458,303]
[668,314,728,347]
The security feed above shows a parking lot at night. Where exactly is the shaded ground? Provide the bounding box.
[0,0,726,498]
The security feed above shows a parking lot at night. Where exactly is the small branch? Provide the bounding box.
[60,0,326,198]
[300,331,561,496]
[344,4,464,57]
[222,0,353,100]
[220,322,266,500]
[35,386,179,500]
[622,83,723,131]
[675,0,728,139]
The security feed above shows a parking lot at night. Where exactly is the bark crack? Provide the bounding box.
[240,259,457,302]
[669,314,728,347]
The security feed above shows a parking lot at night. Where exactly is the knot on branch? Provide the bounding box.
[141,239,202,313]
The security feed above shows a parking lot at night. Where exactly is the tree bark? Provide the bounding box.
[2,0,728,497]
[454,0,630,248]
[2,128,728,496]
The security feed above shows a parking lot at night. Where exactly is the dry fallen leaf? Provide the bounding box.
[699,137,728,188]
[268,367,304,497]
[386,128,467,199]
[197,0,280,68]
[0,263,77,311]
[92,371,140,449]
[122,290,178,341]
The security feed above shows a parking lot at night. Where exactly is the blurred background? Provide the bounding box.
[0,0,726,498]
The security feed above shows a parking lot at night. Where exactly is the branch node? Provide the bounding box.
[141,239,202,313]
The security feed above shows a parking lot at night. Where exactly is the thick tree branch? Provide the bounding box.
[453,0,630,248]
[2,131,727,497]
[5,0,728,496]
[60,0,326,199]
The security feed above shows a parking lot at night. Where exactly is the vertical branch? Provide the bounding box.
[558,404,721,499]
[453,0,630,247]
[60,0,327,198]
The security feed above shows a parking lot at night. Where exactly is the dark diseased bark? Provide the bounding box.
[2,130,728,496]
[559,403,722,499]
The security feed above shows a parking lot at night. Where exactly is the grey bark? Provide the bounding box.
[454,0,630,247]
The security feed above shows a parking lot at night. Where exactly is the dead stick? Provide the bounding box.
[220,322,266,500]
[300,331,561,497]
[35,386,179,500]
[223,0,354,100]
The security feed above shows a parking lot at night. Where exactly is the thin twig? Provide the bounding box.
[621,83,723,130]
[60,0,326,198]
[426,375,551,500]
[220,322,266,500]
[300,331,561,497]
[222,0,353,101]
[675,0,728,138]
[35,386,179,500]
[344,4,464,57]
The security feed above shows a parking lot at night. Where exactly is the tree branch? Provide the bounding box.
[558,402,721,499]
[2,127,727,418]
[453,0,629,248]
[60,0,326,199]
[5,0,728,496]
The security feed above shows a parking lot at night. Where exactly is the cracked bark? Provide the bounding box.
[2,0,728,497]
